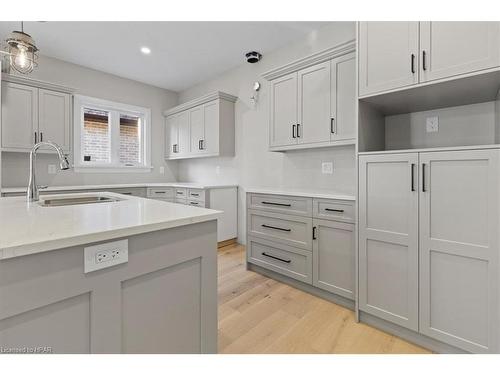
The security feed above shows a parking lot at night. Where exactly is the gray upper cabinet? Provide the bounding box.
[164,92,236,160]
[419,149,499,353]
[264,41,356,152]
[358,152,419,331]
[358,22,419,97]
[1,79,72,153]
[420,22,500,82]
[1,82,38,150]
[358,21,500,97]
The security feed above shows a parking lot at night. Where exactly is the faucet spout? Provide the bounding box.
[27,141,70,202]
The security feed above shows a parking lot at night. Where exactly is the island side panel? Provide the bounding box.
[0,220,218,354]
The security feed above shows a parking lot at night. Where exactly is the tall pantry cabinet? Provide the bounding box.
[359,149,500,353]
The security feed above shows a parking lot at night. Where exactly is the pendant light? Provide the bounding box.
[3,21,39,74]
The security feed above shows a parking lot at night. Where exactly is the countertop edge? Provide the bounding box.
[244,187,356,201]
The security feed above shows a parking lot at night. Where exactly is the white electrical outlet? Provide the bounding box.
[426,116,439,133]
[322,162,333,174]
[84,239,128,273]
[48,164,56,174]
[159,166,165,174]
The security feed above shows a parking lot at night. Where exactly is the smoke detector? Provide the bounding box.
[245,51,262,64]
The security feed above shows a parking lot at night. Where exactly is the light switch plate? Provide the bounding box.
[48,164,56,174]
[322,162,333,174]
[426,116,439,133]
[84,239,128,273]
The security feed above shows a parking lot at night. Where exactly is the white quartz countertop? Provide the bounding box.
[245,187,356,201]
[1,182,238,194]
[0,192,221,260]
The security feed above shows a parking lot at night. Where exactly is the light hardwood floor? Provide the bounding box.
[218,244,431,354]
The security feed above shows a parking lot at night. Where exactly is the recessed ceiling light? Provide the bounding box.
[140,46,151,55]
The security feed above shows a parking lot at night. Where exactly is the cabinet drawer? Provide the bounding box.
[147,187,174,199]
[313,198,354,222]
[111,188,147,197]
[247,193,312,217]
[247,209,312,250]
[175,198,187,205]
[187,200,206,208]
[188,189,205,201]
[150,198,174,203]
[247,237,312,284]
[175,188,187,198]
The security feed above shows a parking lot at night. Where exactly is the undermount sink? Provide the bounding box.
[39,195,123,207]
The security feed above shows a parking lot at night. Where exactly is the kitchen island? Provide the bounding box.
[0,192,220,353]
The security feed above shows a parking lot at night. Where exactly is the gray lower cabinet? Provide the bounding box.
[246,192,355,301]
[312,219,355,300]
[0,222,218,353]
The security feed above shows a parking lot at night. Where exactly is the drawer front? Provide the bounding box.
[187,200,206,208]
[313,198,355,222]
[247,193,313,217]
[147,187,174,199]
[247,209,312,250]
[188,189,206,201]
[247,237,312,284]
[111,188,147,197]
[175,198,187,205]
[175,188,187,198]
[150,198,174,203]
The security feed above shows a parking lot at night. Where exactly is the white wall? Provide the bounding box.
[1,55,179,187]
[385,101,498,150]
[177,23,357,243]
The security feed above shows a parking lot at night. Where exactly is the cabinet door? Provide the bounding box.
[269,73,297,148]
[330,53,356,142]
[297,61,331,145]
[1,82,38,150]
[203,100,219,154]
[358,153,419,331]
[419,150,499,353]
[38,89,71,152]
[189,105,205,154]
[312,218,355,300]
[358,22,419,96]
[420,21,500,82]
[165,115,178,158]
[177,111,190,156]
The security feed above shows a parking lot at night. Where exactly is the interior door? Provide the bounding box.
[420,21,500,82]
[177,111,190,156]
[297,61,331,145]
[358,21,419,96]
[330,53,356,142]
[165,114,178,158]
[269,73,297,148]
[419,149,499,353]
[1,82,38,150]
[38,89,71,152]
[312,218,355,300]
[358,152,419,331]
[189,105,205,154]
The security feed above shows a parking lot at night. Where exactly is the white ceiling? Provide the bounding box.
[0,21,331,92]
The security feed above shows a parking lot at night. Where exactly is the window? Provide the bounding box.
[74,95,151,172]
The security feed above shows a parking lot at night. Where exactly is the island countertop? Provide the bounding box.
[0,192,221,260]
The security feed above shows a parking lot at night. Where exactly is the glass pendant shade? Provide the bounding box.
[4,28,38,74]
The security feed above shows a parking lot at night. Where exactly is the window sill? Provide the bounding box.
[73,166,153,174]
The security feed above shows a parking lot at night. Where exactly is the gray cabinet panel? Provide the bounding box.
[312,198,354,223]
[359,153,419,331]
[419,149,499,353]
[312,219,354,299]
[248,193,312,217]
[247,209,313,250]
[247,236,312,284]
[122,258,202,354]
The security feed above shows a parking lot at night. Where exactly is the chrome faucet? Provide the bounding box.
[27,141,70,202]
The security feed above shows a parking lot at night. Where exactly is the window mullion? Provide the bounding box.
[110,110,120,166]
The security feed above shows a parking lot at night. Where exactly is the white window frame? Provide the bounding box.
[73,95,152,173]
